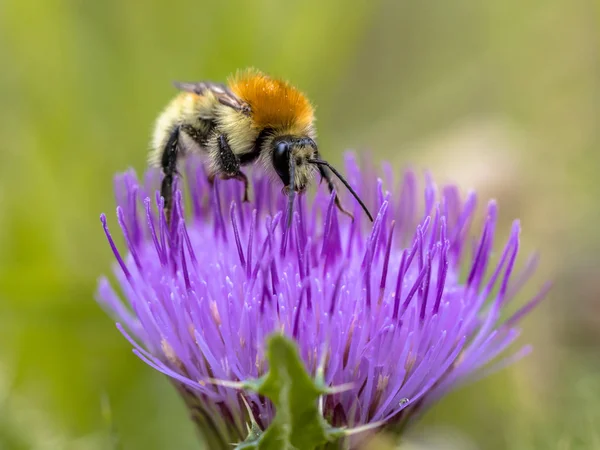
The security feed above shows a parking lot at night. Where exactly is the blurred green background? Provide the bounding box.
[1,0,599,448]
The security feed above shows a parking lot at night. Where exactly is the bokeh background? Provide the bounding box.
[1,1,599,449]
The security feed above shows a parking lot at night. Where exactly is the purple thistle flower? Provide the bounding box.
[96,153,549,448]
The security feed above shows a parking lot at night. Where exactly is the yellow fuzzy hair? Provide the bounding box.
[228,68,314,132]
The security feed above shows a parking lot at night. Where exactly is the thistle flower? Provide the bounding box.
[97,154,548,449]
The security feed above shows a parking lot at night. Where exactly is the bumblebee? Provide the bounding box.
[149,68,373,224]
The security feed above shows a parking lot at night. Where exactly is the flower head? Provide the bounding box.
[97,154,548,448]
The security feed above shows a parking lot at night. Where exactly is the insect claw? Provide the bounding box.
[332,195,354,220]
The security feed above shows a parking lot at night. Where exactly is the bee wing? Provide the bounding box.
[173,81,249,112]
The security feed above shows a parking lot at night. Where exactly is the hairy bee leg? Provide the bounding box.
[318,165,355,220]
[212,134,251,202]
[160,125,181,224]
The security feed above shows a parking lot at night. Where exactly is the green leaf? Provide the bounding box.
[236,334,345,450]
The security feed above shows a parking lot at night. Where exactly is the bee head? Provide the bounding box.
[271,135,318,193]
[270,133,374,227]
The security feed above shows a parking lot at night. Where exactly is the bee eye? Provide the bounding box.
[273,141,291,185]
[276,142,289,158]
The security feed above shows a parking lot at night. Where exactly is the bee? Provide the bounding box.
[149,68,373,225]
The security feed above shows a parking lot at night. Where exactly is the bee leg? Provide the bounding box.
[232,172,250,202]
[214,134,251,202]
[160,125,181,225]
[317,164,354,220]
[206,172,249,202]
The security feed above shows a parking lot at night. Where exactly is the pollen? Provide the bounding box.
[228,68,314,131]
[161,339,180,367]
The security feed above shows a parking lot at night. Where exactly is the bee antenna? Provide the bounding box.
[287,155,296,229]
[308,159,374,222]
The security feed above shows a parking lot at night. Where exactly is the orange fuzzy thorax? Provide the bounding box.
[229,69,314,132]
